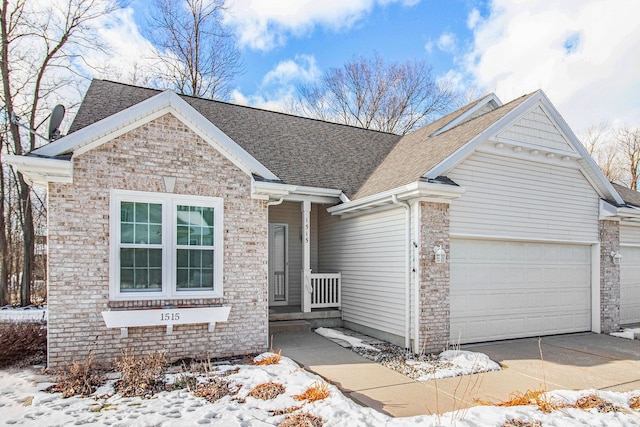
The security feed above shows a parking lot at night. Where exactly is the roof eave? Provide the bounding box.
[252,180,344,204]
[4,154,72,187]
[328,180,465,217]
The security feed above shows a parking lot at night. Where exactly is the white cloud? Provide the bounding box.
[466,8,481,29]
[224,0,421,51]
[436,32,457,53]
[463,0,640,131]
[262,55,321,86]
[74,7,172,89]
[232,55,322,112]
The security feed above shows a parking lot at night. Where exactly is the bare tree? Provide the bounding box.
[616,126,640,190]
[580,122,625,184]
[147,0,241,100]
[0,0,121,305]
[295,54,458,135]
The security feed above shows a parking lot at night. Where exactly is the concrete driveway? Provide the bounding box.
[272,331,640,417]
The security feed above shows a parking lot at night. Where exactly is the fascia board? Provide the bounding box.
[33,90,279,181]
[328,181,464,216]
[430,93,503,137]
[425,92,542,179]
[252,180,344,203]
[4,154,72,185]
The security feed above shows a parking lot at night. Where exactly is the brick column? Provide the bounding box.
[417,201,450,353]
[599,219,620,333]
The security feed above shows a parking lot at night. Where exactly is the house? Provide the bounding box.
[6,79,640,368]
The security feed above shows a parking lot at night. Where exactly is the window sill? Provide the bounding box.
[101,305,231,338]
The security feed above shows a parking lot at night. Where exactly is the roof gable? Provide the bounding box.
[354,93,532,199]
[495,105,576,153]
[33,88,278,181]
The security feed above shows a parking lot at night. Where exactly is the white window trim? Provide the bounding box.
[109,189,224,301]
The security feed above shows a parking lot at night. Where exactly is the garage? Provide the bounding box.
[620,244,640,325]
[450,239,592,344]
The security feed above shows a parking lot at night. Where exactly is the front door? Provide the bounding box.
[268,224,288,305]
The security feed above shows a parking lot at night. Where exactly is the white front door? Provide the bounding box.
[269,224,288,305]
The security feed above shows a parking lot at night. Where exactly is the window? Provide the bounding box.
[110,190,223,300]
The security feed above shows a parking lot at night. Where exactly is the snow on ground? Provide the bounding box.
[315,327,381,351]
[612,329,640,340]
[411,350,502,381]
[0,306,47,323]
[316,327,501,381]
[2,355,640,426]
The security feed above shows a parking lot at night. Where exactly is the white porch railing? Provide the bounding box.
[310,273,341,308]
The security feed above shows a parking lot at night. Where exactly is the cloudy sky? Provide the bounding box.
[93,0,639,134]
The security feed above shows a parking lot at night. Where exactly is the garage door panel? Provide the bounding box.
[621,246,640,324]
[451,239,591,343]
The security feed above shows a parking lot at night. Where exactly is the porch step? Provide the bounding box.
[269,320,311,334]
[269,309,342,322]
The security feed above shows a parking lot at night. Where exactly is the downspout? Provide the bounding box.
[412,201,421,354]
[267,196,285,206]
[392,195,411,349]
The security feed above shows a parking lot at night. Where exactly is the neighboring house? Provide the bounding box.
[6,80,640,367]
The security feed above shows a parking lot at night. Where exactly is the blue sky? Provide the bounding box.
[93,0,640,134]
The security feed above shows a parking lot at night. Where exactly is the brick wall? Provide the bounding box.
[47,113,269,367]
[599,219,620,333]
[417,201,450,353]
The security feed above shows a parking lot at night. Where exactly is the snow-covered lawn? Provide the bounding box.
[2,354,640,426]
[0,305,47,323]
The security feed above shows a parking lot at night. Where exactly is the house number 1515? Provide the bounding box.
[161,312,180,321]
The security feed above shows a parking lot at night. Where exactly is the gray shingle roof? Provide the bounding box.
[66,80,534,201]
[68,80,402,198]
[611,183,640,207]
[354,93,535,199]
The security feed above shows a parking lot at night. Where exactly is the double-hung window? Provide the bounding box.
[110,190,223,300]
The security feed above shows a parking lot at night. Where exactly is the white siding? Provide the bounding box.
[621,224,640,245]
[497,106,575,152]
[448,151,599,242]
[319,207,406,337]
[620,224,640,324]
[269,202,319,307]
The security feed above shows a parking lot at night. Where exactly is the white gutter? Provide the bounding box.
[252,180,344,203]
[328,180,465,217]
[4,155,72,186]
[392,195,412,350]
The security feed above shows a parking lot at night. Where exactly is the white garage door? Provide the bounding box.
[621,245,640,325]
[450,239,591,344]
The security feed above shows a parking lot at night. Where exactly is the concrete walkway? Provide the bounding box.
[272,330,640,417]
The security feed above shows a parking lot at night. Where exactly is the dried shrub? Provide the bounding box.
[0,321,46,368]
[167,373,198,391]
[254,350,282,366]
[293,381,330,403]
[248,382,285,400]
[484,389,564,413]
[501,419,542,427]
[114,350,167,397]
[630,395,640,410]
[50,352,104,398]
[194,377,239,403]
[270,405,303,416]
[279,412,325,427]
[574,393,618,413]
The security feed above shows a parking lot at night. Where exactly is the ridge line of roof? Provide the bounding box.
[93,79,402,137]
